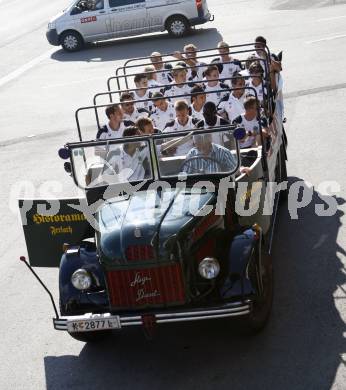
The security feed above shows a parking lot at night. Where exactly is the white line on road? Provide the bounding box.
[0,47,56,88]
[317,15,346,22]
[306,34,346,44]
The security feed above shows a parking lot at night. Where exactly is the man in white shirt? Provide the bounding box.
[150,51,172,86]
[218,73,246,121]
[95,104,126,158]
[215,41,242,86]
[150,92,176,130]
[189,85,206,121]
[246,63,266,105]
[96,104,125,140]
[136,117,160,135]
[163,100,199,155]
[254,36,268,77]
[232,96,268,149]
[196,101,230,146]
[133,73,153,112]
[144,65,162,94]
[203,65,230,106]
[120,127,149,181]
[120,92,149,126]
[106,126,149,182]
[163,65,191,104]
[173,43,206,82]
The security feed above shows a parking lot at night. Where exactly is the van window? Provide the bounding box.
[74,0,104,12]
[90,0,104,10]
[94,0,105,9]
[109,0,145,7]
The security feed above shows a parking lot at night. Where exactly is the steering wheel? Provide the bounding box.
[180,156,224,174]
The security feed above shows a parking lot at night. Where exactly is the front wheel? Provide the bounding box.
[69,330,112,343]
[60,31,84,52]
[242,248,273,333]
[166,15,190,37]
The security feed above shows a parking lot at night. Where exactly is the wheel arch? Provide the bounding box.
[59,242,107,315]
[58,29,85,45]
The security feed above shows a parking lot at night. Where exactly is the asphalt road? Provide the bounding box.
[1,0,346,389]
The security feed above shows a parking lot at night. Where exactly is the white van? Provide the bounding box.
[46,0,213,52]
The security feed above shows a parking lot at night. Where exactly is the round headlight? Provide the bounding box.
[71,269,92,290]
[198,258,220,280]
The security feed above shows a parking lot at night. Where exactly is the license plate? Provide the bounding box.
[67,315,121,333]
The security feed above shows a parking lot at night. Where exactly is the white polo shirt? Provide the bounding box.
[220,61,242,85]
[233,114,266,149]
[123,109,149,125]
[218,92,245,122]
[96,123,125,140]
[164,83,191,104]
[190,104,204,121]
[155,69,172,86]
[150,102,176,130]
[119,147,147,181]
[246,79,266,103]
[196,116,230,146]
[187,62,206,82]
[148,79,161,94]
[204,82,229,106]
[163,116,198,155]
[133,90,153,112]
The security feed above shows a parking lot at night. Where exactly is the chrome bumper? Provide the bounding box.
[54,301,251,331]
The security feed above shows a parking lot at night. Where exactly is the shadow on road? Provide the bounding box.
[50,28,223,64]
[44,177,346,390]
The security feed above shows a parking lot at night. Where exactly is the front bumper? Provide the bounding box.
[54,300,251,331]
[46,29,60,46]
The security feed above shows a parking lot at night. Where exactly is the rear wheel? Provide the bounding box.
[69,331,112,343]
[60,30,84,52]
[166,15,190,37]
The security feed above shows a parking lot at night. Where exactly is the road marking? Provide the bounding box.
[306,33,346,44]
[317,15,346,22]
[0,47,56,88]
[285,82,346,99]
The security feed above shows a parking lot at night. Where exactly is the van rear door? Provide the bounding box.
[108,0,149,37]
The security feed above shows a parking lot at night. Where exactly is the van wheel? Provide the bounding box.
[61,31,84,52]
[166,15,190,37]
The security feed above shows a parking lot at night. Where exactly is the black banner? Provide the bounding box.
[19,198,92,267]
